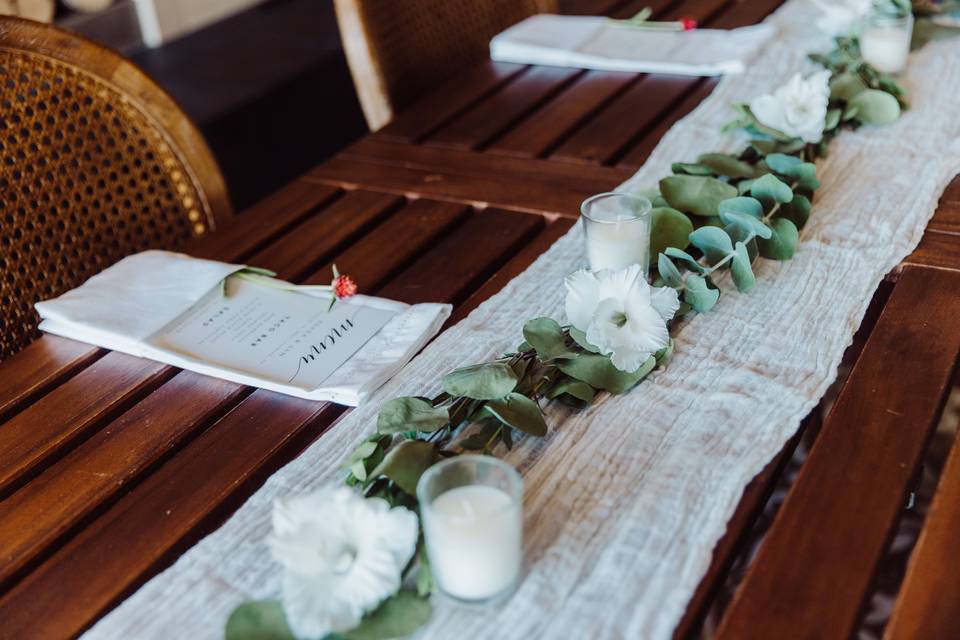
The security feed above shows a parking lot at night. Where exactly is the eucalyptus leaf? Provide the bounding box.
[657,253,684,288]
[730,241,756,293]
[368,440,436,494]
[757,217,799,260]
[660,175,738,217]
[824,108,841,131]
[442,362,518,400]
[523,317,575,360]
[829,72,867,101]
[546,379,596,404]
[557,354,655,395]
[719,210,772,240]
[336,590,432,640]
[777,194,812,229]
[697,153,756,179]
[655,338,674,364]
[377,397,449,434]
[750,173,794,206]
[684,274,720,312]
[650,207,694,258]
[765,154,820,191]
[458,421,500,451]
[226,601,294,640]
[664,247,705,273]
[718,196,763,218]
[569,326,602,353]
[671,162,713,176]
[483,392,547,437]
[689,226,734,265]
[849,89,901,125]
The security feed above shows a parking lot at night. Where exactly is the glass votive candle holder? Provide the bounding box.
[860,8,913,74]
[581,192,652,275]
[417,455,523,606]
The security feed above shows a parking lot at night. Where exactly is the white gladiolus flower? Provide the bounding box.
[749,70,832,143]
[812,0,871,36]
[266,487,418,639]
[564,264,679,373]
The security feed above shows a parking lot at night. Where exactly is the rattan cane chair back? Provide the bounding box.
[334,0,557,130]
[0,17,231,360]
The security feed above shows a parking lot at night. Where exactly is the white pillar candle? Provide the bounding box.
[861,26,911,74]
[422,485,522,601]
[581,192,652,274]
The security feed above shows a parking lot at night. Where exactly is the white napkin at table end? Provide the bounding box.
[490,14,777,76]
[35,250,451,407]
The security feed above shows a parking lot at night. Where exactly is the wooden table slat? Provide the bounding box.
[715,265,960,640]
[709,0,786,28]
[375,62,526,143]
[307,140,629,217]
[488,70,638,159]
[884,423,960,639]
[246,189,403,282]
[0,354,176,500]
[616,78,719,169]
[0,337,104,423]
[0,374,249,589]
[901,229,960,273]
[427,65,583,151]
[187,180,341,262]
[550,74,702,165]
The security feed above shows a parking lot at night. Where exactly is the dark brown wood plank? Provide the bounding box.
[376,61,526,142]
[664,0,734,24]
[709,0,784,28]
[929,178,960,235]
[0,208,547,640]
[447,217,575,326]
[715,265,960,640]
[559,0,629,15]
[488,70,638,158]
[607,0,679,19]
[307,139,629,217]
[427,66,582,150]
[901,230,960,273]
[0,355,175,499]
[616,78,718,170]
[186,180,341,262]
[301,199,471,289]
[245,190,403,282]
[378,209,545,305]
[0,337,103,423]
[0,374,248,588]
[550,74,703,165]
[884,426,960,640]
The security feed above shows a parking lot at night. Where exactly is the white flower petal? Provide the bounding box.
[564,269,600,330]
[649,286,680,323]
[267,487,418,639]
[749,71,830,144]
[610,347,650,373]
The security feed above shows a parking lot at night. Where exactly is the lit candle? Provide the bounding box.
[860,11,913,75]
[417,456,523,604]
[581,192,652,275]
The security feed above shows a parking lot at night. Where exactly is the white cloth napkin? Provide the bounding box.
[35,251,451,406]
[490,14,776,75]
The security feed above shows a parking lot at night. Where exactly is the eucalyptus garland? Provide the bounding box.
[340,33,913,610]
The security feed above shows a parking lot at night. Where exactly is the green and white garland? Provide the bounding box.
[226,8,960,640]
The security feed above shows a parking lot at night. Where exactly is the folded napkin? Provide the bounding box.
[490,14,776,75]
[35,251,451,406]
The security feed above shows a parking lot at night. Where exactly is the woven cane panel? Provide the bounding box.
[0,48,214,360]
[361,0,556,112]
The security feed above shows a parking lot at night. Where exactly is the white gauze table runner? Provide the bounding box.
[85,1,960,638]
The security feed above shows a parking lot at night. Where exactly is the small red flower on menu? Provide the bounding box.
[334,274,358,299]
[681,17,697,31]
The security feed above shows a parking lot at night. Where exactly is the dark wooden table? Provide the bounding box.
[2,0,960,638]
